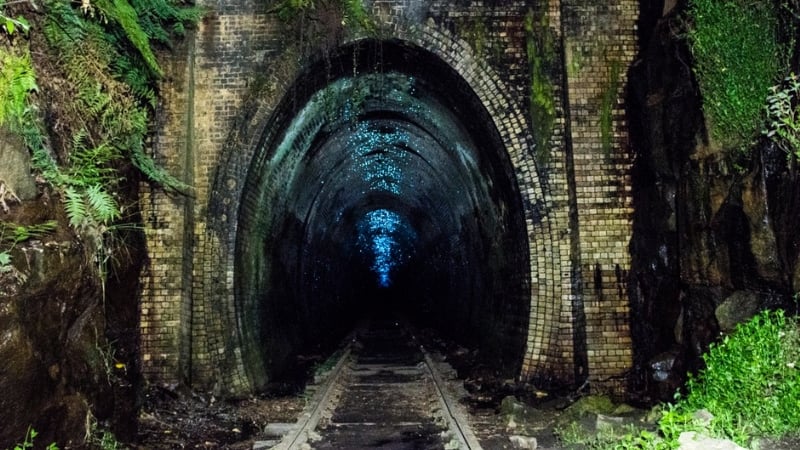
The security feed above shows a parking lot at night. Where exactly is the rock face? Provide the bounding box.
[627,3,800,401]
[0,201,143,447]
[0,128,37,202]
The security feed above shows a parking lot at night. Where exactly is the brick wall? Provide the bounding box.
[560,0,637,389]
[141,0,638,395]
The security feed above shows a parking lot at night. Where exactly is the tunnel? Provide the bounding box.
[233,39,531,388]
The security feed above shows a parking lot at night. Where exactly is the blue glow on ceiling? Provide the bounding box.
[356,209,416,288]
[347,122,411,195]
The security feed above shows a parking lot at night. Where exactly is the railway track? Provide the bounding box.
[270,317,483,450]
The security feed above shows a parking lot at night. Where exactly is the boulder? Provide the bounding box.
[677,431,746,450]
[715,291,762,332]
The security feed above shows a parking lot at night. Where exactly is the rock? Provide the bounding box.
[0,127,37,202]
[715,291,761,332]
[674,308,684,344]
[509,435,537,449]
[741,171,782,282]
[563,395,615,417]
[691,408,714,427]
[500,395,537,422]
[677,431,746,450]
[662,0,678,15]
[263,422,295,437]
[596,413,624,431]
[649,351,678,382]
[0,241,112,446]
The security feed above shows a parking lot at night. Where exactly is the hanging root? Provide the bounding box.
[0,180,21,213]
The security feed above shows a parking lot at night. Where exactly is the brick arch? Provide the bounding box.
[190,27,574,395]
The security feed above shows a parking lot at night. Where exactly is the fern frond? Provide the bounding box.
[86,184,120,224]
[63,186,89,229]
[94,0,163,77]
[130,0,202,44]
[131,144,191,194]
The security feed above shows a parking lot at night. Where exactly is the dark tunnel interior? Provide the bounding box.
[234,39,532,388]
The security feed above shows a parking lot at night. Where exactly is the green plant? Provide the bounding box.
[764,72,800,159]
[687,0,784,151]
[584,310,800,449]
[86,414,122,450]
[524,6,557,165]
[0,45,37,128]
[679,309,800,441]
[0,0,30,35]
[10,427,58,450]
[0,220,57,272]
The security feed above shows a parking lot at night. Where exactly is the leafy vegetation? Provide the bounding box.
[9,427,58,450]
[0,0,198,284]
[687,0,784,151]
[676,309,800,441]
[0,0,29,35]
[764,73,800,159]
[559,309,800,449]
[524,6,557,165]
[0,221,57,273]
[0,46,36,127]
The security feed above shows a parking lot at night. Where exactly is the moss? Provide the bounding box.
[525,6,557,165]
[599,59,621,156]
[458,16,488,60]
[688,0,784,152]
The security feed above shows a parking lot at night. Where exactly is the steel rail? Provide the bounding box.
[420,346,483,450]
[271,345,352,450]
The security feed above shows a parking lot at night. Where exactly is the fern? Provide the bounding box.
[94,0,163,77]
[1,220,57,245]
[0,46,37,127]
[131,143,190,194]
[113,56,157,107]
[86,184,120,223]
[63,186,89,229]
[129,0,203,45]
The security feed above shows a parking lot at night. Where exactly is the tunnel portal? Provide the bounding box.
[234,40,531,388]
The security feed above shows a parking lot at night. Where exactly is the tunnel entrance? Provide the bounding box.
[234,39,531,388]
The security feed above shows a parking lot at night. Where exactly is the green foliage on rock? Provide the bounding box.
[0,221,57,273]
[687,0,784,151]
[568,309,800,449]
[677,309,800,441]
[524,6,557,165]
[0,0,198,283]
